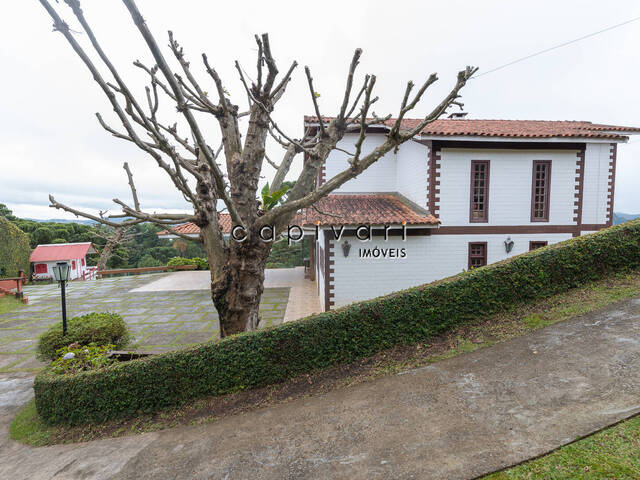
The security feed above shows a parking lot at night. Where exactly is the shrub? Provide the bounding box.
[168,257,208,270]
[267,239,306,268]
[34,221,640,425]
[50,343,116,375]
[36,312,129,361]
[0,217,31,277]
[137,254,162,268]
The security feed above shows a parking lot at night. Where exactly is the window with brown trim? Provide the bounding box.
[529,241,548,251]
[468,242,487,269]
[470,160,490,222]
[531,160,551,222]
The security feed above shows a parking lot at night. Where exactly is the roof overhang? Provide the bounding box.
[417,135,631,144]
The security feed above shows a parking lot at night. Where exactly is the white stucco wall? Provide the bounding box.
[324,134,397,193]
[395,140,428,208]
[437,149,578,226]
[330,232,572,307]
[32,258,87,280]
[582,143,612,225]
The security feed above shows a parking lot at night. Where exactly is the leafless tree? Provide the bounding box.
[38,0,477,336]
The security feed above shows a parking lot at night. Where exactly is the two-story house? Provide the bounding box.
[160,117,640,311]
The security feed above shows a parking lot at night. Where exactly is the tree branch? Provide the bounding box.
[121,0,242,226]
[304,66,325,136]
[123,162,141,211]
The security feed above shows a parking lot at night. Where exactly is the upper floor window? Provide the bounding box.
[470,160,490,223]
[531,160,551,222]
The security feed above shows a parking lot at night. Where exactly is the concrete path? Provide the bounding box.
[2,297,640,479]
[132,267,322,322]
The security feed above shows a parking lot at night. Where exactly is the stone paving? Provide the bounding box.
[0,273,289,373]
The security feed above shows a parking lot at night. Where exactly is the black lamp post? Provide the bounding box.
[52,261,70,335]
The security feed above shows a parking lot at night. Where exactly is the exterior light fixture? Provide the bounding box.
[342,240,352,257]
[52,261,70,335]
[504,237,515,254]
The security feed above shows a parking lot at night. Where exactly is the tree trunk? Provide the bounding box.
[210,235,272,337]
[97,227,128,270]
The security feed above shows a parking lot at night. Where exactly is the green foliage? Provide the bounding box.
[137,254,162,268]
[167,257,208,270]
[5,211,209,270]
[50,343,116,375]
[0,203,16,221]
[36,312,129,361]
[32,226,54,245]
[34,221,640,425]
[260,183,291,211]
[0,216,31,277]
[9,216,181,269]
[13,218,103,250]
[266,239,307,268]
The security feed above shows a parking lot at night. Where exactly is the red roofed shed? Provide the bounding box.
[30,242,98,281]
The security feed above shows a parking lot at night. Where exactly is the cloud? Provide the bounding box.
[1,0,639,218]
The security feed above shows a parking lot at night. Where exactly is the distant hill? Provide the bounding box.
[613,212,640,225]
[25,218,96,225]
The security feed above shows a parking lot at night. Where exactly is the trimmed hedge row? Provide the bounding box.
[34,221,640,425]
[167,256,208,270]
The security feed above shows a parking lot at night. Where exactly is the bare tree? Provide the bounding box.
[38,0,477,336]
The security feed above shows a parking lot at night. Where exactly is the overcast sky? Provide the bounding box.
[2,0,639,219]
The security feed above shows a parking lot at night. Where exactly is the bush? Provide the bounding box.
[50,343,116,375]
[267,239,307,268]
[36,312,130,361]
[167,257,208,270]
[137,254,162,268]
[0,217,31,277]
[34,221,640,425]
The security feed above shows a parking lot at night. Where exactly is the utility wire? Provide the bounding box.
[473,16,640,79]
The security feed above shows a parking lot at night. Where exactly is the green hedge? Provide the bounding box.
[36,312,130,361]
[0,217,31,277]
[167,256,208,270]
[34,221,640,425]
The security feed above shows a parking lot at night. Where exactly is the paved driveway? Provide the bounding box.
[0,273,289,373]
[1,296,640,479]
[133,267,322,322]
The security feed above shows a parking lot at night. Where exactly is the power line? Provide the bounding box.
[473,15,640,79]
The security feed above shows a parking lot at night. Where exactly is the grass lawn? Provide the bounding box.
[483,414,640,479]
[0,295,24,315]
[10,269,640,447]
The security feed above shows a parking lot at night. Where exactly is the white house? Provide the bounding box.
[30,242,98,280]
[159,117,640,311]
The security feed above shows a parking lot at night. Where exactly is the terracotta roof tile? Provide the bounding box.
[292,194,438,226]
[157,194,437,237]
[157,214,231,236]
[304,116,640,141]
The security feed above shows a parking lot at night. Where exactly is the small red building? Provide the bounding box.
[30,242,98,280]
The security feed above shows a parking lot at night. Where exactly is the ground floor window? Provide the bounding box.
[529,241,548,251]
[34,263,47,274]
[468,242,487,269]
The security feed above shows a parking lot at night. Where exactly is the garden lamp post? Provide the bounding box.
[52,261,70,335]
